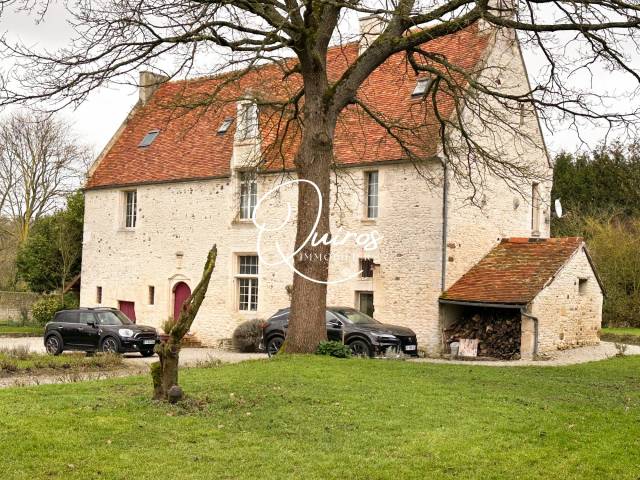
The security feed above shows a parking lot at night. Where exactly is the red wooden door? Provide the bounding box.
[173,282,191,321]
[118,301,136,323]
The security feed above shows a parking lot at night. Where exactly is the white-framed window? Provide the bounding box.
[237,255,259,311]
[124,190,137,228]
[531,183,541,235]
[365,171,379,219]
[239,171,257,220]
[235,101,259,141]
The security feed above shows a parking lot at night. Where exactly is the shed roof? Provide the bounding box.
[440,237,602,306]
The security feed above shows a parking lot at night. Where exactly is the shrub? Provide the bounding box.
[31,294,78,326]
[232,319,264,353]
[31,296,64,326]
[316,341,351,358]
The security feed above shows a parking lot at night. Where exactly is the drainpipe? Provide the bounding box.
[440,159,449,292]
[520,307,539,356]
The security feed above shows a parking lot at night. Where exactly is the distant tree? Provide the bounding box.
[552,143,640,236]
[16,191,84,294]
[0,111,88,243]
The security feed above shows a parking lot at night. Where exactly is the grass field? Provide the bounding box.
[0,324,43,336]
[1,355,639,479]
[601,327,640,345]
[602,327,640,336]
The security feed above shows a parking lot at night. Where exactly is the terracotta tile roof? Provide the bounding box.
[441,237,590,305]
[86,24,491,189]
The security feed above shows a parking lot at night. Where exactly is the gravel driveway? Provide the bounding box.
[0,335,265,365]
[413,341,640,366]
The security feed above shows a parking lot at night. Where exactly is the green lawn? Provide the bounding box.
[602,327,640,336]
[1,356,640,479]
[0,324,43,336]
[601,327,640,345]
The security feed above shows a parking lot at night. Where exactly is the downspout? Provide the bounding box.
[520,307,539,356]
[441,159,449,292]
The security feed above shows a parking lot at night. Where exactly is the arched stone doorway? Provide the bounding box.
[173,282,191,321]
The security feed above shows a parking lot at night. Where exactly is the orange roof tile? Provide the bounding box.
[86,24,491,189]
[441,237,596,305]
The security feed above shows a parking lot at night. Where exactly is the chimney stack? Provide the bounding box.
[139,71,168,105]
[358,15,386,54]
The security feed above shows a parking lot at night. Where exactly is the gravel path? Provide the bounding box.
[412,341,640,367]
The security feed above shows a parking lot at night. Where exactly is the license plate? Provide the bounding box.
[404,345,416,351]
[143,340,156,345]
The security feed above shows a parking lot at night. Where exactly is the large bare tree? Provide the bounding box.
[1,0,639,352]
[0,111,88,243]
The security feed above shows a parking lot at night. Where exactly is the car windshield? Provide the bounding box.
[333,308,380,325]
[94,311,133,326]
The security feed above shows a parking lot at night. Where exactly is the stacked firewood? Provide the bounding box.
[445,312,521,360]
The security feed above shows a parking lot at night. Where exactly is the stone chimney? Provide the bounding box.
[139,71,168,105]
[359,15,386,54]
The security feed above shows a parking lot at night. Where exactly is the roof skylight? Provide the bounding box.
[412,78,432,98]
[139,130,160,147]
[217,117,234,135]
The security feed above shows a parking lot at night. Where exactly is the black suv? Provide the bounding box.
[44,308,158,357]
[262,307,418,357]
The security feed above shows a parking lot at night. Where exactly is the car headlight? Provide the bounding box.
[119,328,134,338]
[374,334,398,341]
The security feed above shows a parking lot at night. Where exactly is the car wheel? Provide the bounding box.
[349,339,371,358]
[140,349,155,358]
[266,336,284,357]
[45,334,63,356]
[101,336,120,354]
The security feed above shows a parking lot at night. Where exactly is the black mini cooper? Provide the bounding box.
[262,306,418,357]
[44,308,158,357]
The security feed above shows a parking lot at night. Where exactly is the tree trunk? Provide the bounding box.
[151,245,217,401]
[284,97,335,353]
[152,342,180,400]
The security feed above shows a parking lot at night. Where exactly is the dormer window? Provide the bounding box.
[139,129,159,147]
[235,101,258,141]
[217,117,233,135]
[412,78,432,98]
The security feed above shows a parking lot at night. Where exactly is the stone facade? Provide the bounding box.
[529,247,603,353]
[80,29,561,354]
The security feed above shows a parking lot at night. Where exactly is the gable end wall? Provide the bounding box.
[530,247,603,353]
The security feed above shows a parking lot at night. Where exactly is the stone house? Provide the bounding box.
[79,19,603,356]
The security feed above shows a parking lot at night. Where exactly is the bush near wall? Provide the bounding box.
[31,294,79,326]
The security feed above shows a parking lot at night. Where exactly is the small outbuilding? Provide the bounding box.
[440,237,604,359]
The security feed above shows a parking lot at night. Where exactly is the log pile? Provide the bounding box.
[445,312,521,360]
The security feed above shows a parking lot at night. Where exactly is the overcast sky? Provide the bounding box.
[1,4,638,159]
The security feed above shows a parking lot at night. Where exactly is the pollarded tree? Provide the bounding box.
[2,0,640,352]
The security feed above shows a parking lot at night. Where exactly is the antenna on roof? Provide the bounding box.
[554,198,563,218]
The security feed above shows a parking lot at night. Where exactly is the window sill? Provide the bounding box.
[361,218,377,225]
[118,228,136,233]
[232,218,255,226]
